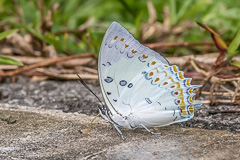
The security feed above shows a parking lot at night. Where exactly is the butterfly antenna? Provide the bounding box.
[77,74,105,109]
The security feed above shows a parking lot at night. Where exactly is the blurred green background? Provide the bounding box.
[0,0,240,56]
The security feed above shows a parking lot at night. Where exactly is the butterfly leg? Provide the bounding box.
[113,123,125,140]
[140,124,161,135]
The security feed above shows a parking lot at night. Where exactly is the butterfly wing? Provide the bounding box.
[98,22,169,115]
[98,21,201,127]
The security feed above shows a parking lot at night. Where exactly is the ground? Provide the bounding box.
[0,79,240,159]
[0,104,240,159]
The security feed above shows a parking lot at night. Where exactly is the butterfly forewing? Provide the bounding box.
[98,21,201,128]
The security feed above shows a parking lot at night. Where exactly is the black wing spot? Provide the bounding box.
[173,116,177,121]
[119,80,127,86]
[107,62,111,65]
[104,77,113,83]
[127,52,134,58]
[173,110,175,116]
[145,98,152,104]
[128,83,133,88]
[107,92,111,95]
[113,99,117,102]
[102,63,106,66]
[138,56,146,63]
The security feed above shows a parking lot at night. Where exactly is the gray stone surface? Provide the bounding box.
[0,104,239,160]
[0,79,240,133]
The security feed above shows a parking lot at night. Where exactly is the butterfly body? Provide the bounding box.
[98,22,202,136]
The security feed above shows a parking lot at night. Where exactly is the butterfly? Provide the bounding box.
[96,21,202,139]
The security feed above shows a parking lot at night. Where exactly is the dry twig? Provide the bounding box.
[0,53,94,77]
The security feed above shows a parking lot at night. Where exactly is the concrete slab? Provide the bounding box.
[0,104,239,160]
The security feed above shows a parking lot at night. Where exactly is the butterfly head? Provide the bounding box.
[98,105,110,121]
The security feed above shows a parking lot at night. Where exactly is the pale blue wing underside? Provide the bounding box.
[98,21,202,128]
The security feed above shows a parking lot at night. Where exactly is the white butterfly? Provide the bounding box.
[97,21,202,139]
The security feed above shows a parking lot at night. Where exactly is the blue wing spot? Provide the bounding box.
[173,116,177,121]
[145,98,152,104]
[107,62,111,65]
[128,83,133,88]
[151,80,157,85]
[144,73,151,80]
[104,77,113,83]
[113,99,117,102]
[119,80,127,86]
[107,92,111,95]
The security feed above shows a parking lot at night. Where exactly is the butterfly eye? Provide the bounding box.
[101,109,106,115]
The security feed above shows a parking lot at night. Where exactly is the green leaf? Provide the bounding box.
[0,29,18,40]
[0,56,23,66]
[231,60,240,69]
[175,0,193,24]
[227,27,240,60]
[169,0,177,26]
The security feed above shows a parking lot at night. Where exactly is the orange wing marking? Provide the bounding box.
[131,50,137,54]
[149,72,154,76]
[154,78,160,82]
[151,61,156,65]
[142,54,148,59]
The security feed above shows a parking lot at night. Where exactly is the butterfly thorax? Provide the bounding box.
[111,113,138,129]
[99,107,138,129]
